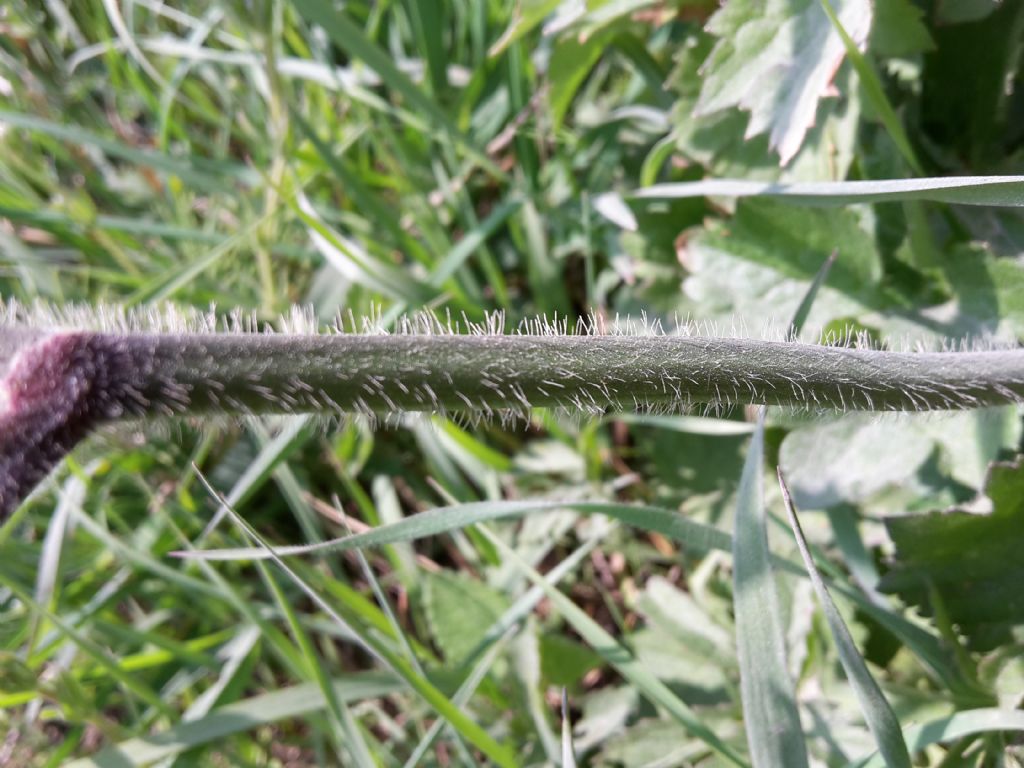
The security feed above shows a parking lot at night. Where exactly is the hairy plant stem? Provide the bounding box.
[2,327,1024,519]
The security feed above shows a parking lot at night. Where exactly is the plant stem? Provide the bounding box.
[3,327,1023,519]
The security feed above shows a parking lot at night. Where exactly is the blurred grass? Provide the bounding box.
[2,0,1024,766]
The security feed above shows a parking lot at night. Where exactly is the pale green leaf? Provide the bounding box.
[850,708,1024,768]
[779,469,912,768]
[479,525,749,767]
[732,417,808,768]
[695,0,872,165]
[64,673,403,767]
[635,175,1024,206]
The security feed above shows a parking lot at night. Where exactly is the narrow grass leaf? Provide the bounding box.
[290,0,448,129]
[30,475,82,651]
[291,0,500,177]
[850,708,1024,768]
[295,192,434,304]
[173,500,734,561]
[561,689,577,768]
[430,197,523,286]
[196,416,315,541]
[0,577,174,718]
[127,210,279,304]
[633,176,1024,206]
[489,0,562,56]
[402,630,511,768]
[826,506,884,604]
[733,418,808,768]
[789,250,837,340]
[256,556,376,766]
[404,0,448,96]
[611,414,756,436]
[479,525,749,767]
[404,529,601,766]
[336,496,423,674]
[0,109,256,189]
[195,474,518,768]
[174,498,961,693]
[289,109,425,262]
[778,468,911,768]
[63,672,404,767]
[178,624,260,723]
[818,0,922,173]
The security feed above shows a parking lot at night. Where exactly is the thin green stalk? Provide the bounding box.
[3,315,1023,519]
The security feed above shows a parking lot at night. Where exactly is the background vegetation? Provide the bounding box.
[1,0,1024,765]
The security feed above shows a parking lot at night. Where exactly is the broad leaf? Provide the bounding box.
[667,30,860,181]
[695,0,872,165]
[424,571,508,666]
[881,457,1024,650]
[870,0,934,58]
[781,409,1021,509]
[851,708,1024,768]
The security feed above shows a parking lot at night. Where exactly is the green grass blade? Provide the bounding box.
[818,0,922,173]
[289,0,501,177]
[0,109,256,189]
[789,250,837,340]
[778,468,911,768]
[404,0,448,96]
[173,499,734,561]
[289,0,445,130]
[479,524,749,767]
[429,197,523,286]
[126,209,280,305]
[62,672,404,767]
[198,475,518,768]
[196,416,316,542]
[732,417,808,768]
[0,577,174,719]
[289,108,428,263]
[294,191,435,304]
[489,0,562,56]
[404,531,604,767]
[176,624,260,723]
[174,498,962,693]
[849,709,1024,768]
[256,557,376,765]
[633,176,1024,206]
[561,689,577,768]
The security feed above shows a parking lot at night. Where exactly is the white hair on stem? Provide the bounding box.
[1,298,1022,520]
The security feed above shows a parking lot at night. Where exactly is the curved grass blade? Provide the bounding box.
[818,0,922,173]
[62,671,404,768]
[290,0,501,178]
[732,418,809,768]
[174,496,962,691]
[478,524,749,767]
[849,708,1024,768]
[172,499,733,561]
[778,468,911,768]
[196,473,518,768]
[403,533,603,767]
[633,176,1024,207]
[0,109,256,189]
